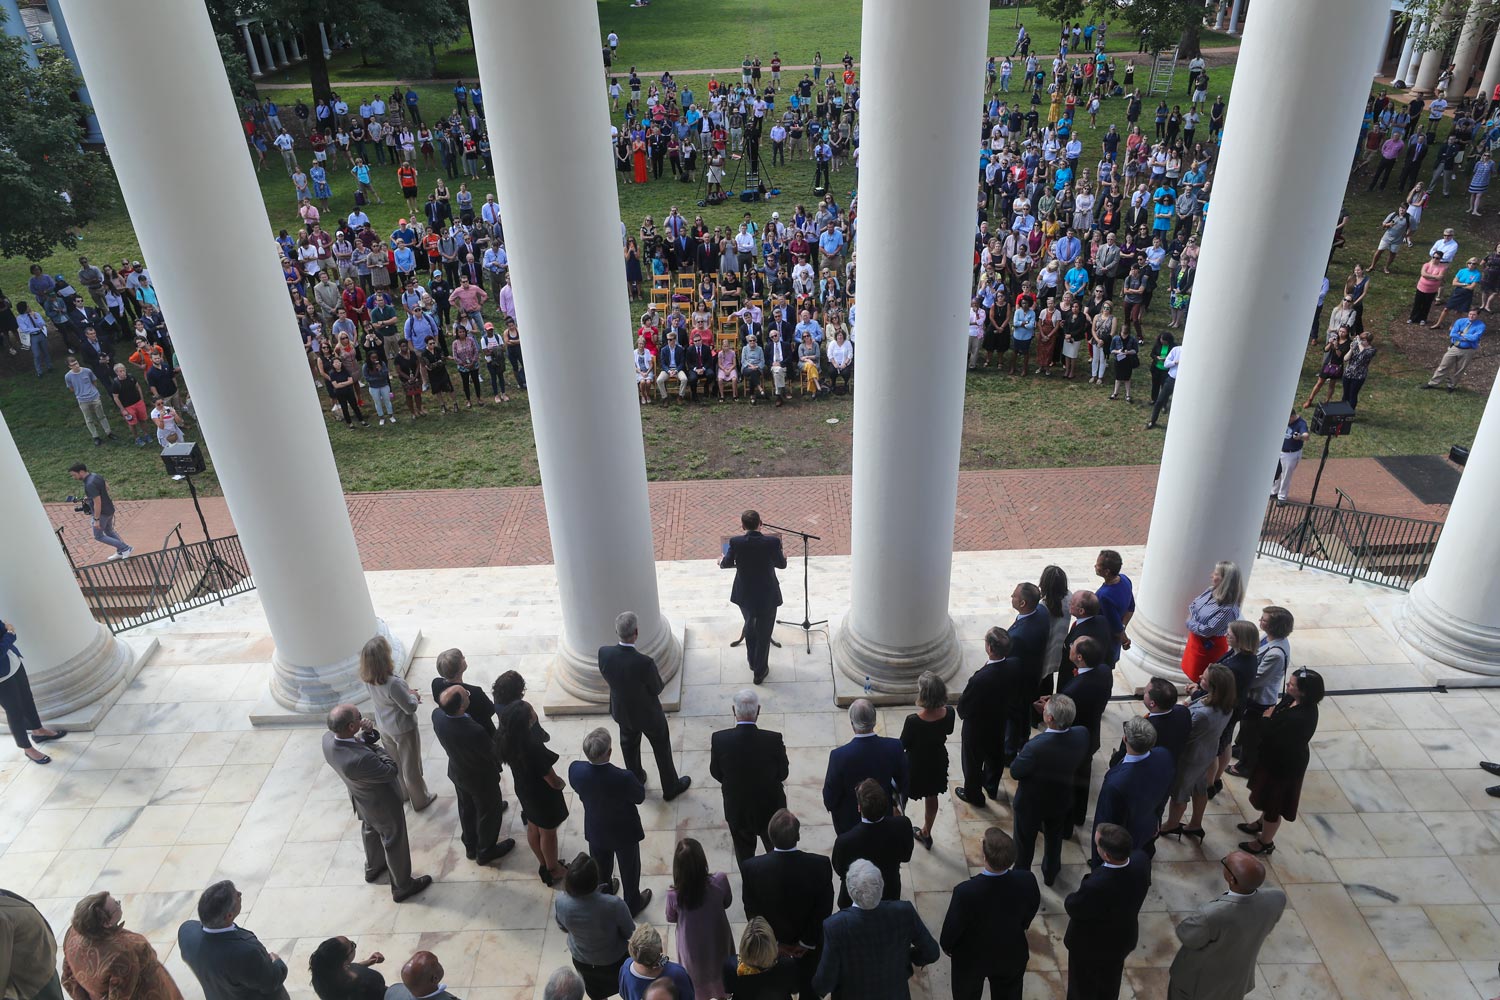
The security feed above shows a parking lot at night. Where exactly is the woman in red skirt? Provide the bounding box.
[1180,560,1244,683]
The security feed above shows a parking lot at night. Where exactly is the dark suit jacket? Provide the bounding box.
[1092,747,1175,858]
[832,814,915,907]
[430,678,496,737]
[1063,850,1153,959]
[1010,725,1090,827]
[811,901,940,1000]
[176,922,290,1000]
[1111,704,1191,765]
[1008,607,1053,684]
[660,343,685,371]
[430,708,500,787]
[1059,666,1113,755]
[956,659,1010,732]
[823,735,910,834]
[567,758,646,850]
[742,848,835,949]
[720,530,786,609]
[687,342,714,372]
[939,869,1041,982]
[597,643,667,733]
[1061,615,1115,683]
[709,723,789,834]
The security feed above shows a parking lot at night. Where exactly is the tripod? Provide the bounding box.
[175,472,245,599]
[763,520,827,653]
[1279,431,1338,559]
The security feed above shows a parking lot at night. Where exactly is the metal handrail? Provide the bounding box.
[70,532,256,633]
[143,524,188,624]
[54,524,76,572]
[1258,497,1443,591]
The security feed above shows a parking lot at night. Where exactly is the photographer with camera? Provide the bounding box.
[67,462,133,561]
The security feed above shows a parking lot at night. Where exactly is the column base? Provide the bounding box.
[1397,579,1500,677]
[0,625,140,732]
[1120,612,1190,684]
[543,615,683,714]
[831,616,963,705]
[262,617,406,718]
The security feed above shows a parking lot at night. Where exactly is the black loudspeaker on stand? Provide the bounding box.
[1280,401,1354,559]
[160,441,245,598]
[761,520,827,653]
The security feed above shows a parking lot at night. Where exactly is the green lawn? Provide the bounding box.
[0,6,1487,503]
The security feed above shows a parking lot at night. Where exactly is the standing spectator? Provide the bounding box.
[429,684,516,866]
[1303,328,1351,409]
[709,688,788,862]
[832,780,915,908]
[176,881,290,1000]
[720,918,800,1000]
[569,727,652,916]
[320,704,433,902]
[1180,561,1244,683]
[0,618,69,766]
[809,860,940,1000]
[1094,549,1136,665]
[111,364,153,447]
[1143,336,1180,429]
[598,611,692,799]
[939,828,1040,1000]
[1227,607,1295,780]
[358,635,433,809]
[554,855,634,1000]
[1057,637,1113,836]
[1167,852,1287,1000]
[823,698,909,835]
[306,937,385,1000]
[1368,204,1411,274]
[1427,256,1482,329]
[1011,694,1087,885]
[363,354,395,426]
[1340,330,1377,409]
[495,698,570,885]
[1207,621,1261,798]
[64,358,113,445]
[542,969,585,1000]
[619,925,695,1000]
[666,838,734,999]
[63,892,184,1000]
[1090,717,1174,865]
[1409,251,1450,324]
[1469,149,1495,215]
[899,671,953,850]
[1159,663,1236,842]
[718,510,787,683]
[17,301,51,376]
[740,809,835,997]
[326,356,368,427]
[67,462,131,560]
[1424,307,1486,392]
[955,628,1016,808]
[1237,669,1325,858]
[1063,824,1152,1000]
[1273,409,1310,503]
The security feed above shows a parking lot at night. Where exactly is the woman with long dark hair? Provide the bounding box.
[495,699,569,885]
[555,854,634,1000]
[666,837,733,999]
[1237,668,1325,857]
[308,937,386,1000]
[1035,565,1071,712]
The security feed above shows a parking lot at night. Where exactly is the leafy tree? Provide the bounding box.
[216,31,257,103]
[0,37,113,261]
[1038,0,1215,58]
[1397,0,1500,66]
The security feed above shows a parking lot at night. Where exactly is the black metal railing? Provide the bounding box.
[1258,496,1443,591]
[67,524,256,633]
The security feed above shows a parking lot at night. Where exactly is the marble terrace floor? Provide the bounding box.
[2,547,1498,1000]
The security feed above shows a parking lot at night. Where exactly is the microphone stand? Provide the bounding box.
[761,520,827,653]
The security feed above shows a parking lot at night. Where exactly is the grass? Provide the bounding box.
[0,6,1488,503]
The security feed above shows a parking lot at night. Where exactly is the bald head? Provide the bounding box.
[402,952,444,996]
[1222,851,1267,892]
[327,703,361,736]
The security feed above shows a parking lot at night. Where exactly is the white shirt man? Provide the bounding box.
[1430,233,1460,263]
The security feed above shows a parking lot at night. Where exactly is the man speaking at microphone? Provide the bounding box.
[720,509,787,684]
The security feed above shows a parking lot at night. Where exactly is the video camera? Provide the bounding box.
[64,495,90,514]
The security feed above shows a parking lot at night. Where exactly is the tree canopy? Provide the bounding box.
[1034,0,1215,58]
[0,36,113,261]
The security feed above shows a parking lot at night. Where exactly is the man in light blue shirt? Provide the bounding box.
[1426,308,1486,391]
[795,309,824,346]
[818,224,845,271]
[1053,230,1081,265]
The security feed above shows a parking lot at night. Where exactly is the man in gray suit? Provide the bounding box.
[384,951,461,1000]
[1167,851,1287,1000]
[322,703,433,902]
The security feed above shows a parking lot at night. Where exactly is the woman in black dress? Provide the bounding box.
[308,936,386,1000]
[899,671,954,850]
[495,699,569,884]
[721,918,800,1000]
[420,335,457,413]
[1236,668,1323,857]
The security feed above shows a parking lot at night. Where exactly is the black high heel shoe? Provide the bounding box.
[1158,824,1185,839]
[1182,828,1206,842]
[1238,838,1275,856]
[1236,820,1264,835]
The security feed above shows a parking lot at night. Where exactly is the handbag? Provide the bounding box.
[1319,351,1342,378]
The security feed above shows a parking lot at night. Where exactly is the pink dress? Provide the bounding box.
[665,872,733,998]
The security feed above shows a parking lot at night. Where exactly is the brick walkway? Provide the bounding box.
[45,457,1451,570]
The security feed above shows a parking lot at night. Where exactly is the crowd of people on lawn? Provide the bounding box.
[4,546,1323,1000]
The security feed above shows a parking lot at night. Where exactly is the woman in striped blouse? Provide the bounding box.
[1181,560,1244,683]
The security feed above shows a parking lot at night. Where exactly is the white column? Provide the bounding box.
[272,28,288,66]
[468,0,680,704]
[1414,0,1459,94]
[1396,18,1422,86]
[1226,0,1246,34]
[0,416,131,722]
[1213,1,1226,30]
[1448,0,1486,95]
[288,24,304,62]
[241,22,262,77]
[1402,371,1500,675]
[1,0,39,68]
[59,0,396,714]
[1480,33,1500,102]
[828,0,988,700]
[319,22,331,58]
[43,0,101,142]
[1406,18,1429,85]
[1126,0,1390,681]
[258,28,276,71]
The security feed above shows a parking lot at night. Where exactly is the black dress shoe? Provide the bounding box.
[630,887,654,917]
[31,730,67,744]
[477,839,516,865]
[664,776,692,801]
[392,874,433,901]
[1479,760,1500,776]
[1043,872,1057,887]
[1487,785,1500,798]
[604,877,621,895]
[364,867,389,884]
[953,787,985,807]
[752,669,767,685]
[465,847,477,860]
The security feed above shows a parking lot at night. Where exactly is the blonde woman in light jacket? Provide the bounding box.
[359,634,435,810]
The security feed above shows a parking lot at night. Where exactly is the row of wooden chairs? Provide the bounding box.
[649,273,855,352]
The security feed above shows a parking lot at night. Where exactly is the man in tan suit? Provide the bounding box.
[321,703,432,902]
[1168,851,1287,1000]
